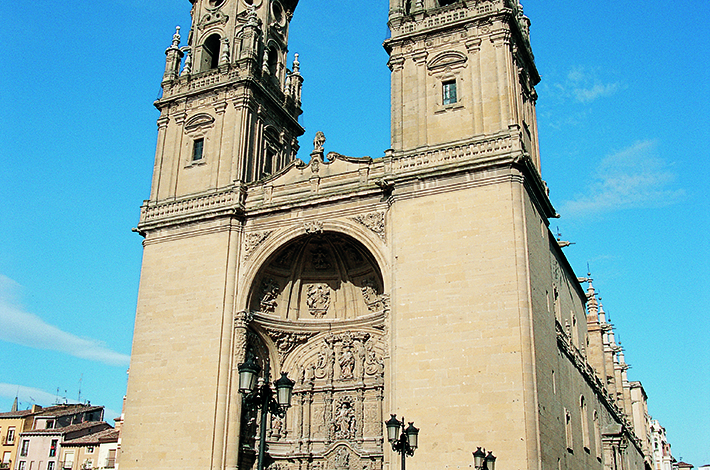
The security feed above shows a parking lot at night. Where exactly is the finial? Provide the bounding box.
[172,26,181,47]
[181,49,193,76]
[246,5,259,26]
[220,37,230,66]
[292,53,300,74]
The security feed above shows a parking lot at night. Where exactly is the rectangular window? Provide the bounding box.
[18,463,25,470]
[47,463,55,470]
[45,421,54,430]
[106,450,116,469]
[192,138,204,161]
[20,441,29,457]
[6,428,15,445]
[62,454,73,470]
[49,441,58,458]
[442,80,457,105]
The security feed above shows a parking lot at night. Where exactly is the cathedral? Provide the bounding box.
[120,1,652,469]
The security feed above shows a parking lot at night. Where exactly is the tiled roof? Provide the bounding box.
[33,404,103,418]
[0,409,37,418]
[63,427,118,446]
[21,421,110,436]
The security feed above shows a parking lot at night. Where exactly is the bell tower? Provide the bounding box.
[152,0,304,203]
[385,0,541,170]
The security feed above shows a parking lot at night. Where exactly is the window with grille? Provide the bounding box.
[443,80,457,105]
[192,138,204,161]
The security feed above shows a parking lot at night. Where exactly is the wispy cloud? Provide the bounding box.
[546,66,622,105]
[566,66,621,103]
[0,275,130,367]
[0,383,76,408]
[0,383,121,421]
[560,140,685,217]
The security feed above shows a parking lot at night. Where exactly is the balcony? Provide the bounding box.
[0,461,11,469]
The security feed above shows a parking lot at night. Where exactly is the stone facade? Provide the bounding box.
[121,1,653,470]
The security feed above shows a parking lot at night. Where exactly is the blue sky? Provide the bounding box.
[1,0,708,465]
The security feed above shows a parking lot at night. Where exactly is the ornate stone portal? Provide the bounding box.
[238,233,388,470]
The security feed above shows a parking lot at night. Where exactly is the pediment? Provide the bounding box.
[427,50,467,70]
[184,113,215,132]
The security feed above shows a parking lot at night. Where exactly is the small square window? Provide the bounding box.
[443,80,457,105]
[192,138,204,161]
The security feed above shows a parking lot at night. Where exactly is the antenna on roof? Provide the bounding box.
[78,374,83,403]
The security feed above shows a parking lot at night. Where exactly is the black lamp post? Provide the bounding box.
[385,414,419,470]
[238,356,295,470]
[473,447,496,470]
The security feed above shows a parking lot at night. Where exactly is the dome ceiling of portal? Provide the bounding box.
[248,233,386,321]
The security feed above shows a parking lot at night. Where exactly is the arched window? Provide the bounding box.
[564,408,573,452]
[593,411,602,460]
[201,34,221,71]
[267,47,279,78]
[580,396,590,451]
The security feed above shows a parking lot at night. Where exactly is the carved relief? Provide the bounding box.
[265,329,316,362]
[333,446,350,469]
[259,278,280,313]
[244,231,273,259]
[361,278,389,313]
[332,397,357,440]
[351,212,386,241]
[311,244,331,270]
[184,113,216,132]
[304,221,325,234]
[306,283,331,318]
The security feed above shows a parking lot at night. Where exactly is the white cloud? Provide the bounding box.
[560,140,685,217]
[546,66,622,104]
[0,275,130,367]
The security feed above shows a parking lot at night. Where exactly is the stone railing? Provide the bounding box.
[390,134,516,173]
[140,188,242,226]
[162,69,241,99]
[393,0,505,36]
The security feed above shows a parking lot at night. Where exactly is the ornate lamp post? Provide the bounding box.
[238,356,295,470]
[385,414,419,470]
[473,447,497,470]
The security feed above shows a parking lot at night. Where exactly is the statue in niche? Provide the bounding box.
[364,338,384,377]
[338,343,355,380]
[270,414,284,441]
[306,283,331,317]
[260,278,280,312]
[332,398,357,440]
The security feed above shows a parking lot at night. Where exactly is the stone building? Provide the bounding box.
[121,0,654,469]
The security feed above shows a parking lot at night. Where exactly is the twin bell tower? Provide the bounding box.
[120,1,643,470]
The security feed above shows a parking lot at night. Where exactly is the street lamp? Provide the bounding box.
[385,414,419,470]
[473,447,496,470]
[238,356,295,470]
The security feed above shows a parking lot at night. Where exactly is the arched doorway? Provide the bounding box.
[238,232,388,470]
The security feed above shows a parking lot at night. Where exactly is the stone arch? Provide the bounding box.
[200,32,222,71]
[238,220,389,311]
[236,228,388,469]
[246,231,386,321]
